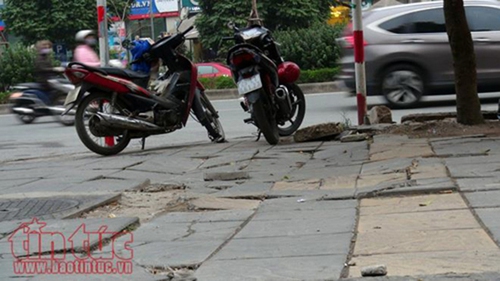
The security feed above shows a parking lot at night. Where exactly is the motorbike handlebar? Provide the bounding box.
[181,26,194,37]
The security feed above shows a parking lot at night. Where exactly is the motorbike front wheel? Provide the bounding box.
[75,92,131,156]
[251,90,280,145]
[16,113,37,124]
[194,91,226,143]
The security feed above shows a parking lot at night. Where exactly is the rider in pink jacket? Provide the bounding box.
[73,30,100,67]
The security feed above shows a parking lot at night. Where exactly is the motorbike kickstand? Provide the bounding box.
[140,137,146,150]
[256,130,262,142]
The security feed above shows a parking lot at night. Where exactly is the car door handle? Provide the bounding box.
[474,38,491,43]
[401,39,424,43]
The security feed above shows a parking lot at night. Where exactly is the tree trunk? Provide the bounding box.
[443,0,484,125]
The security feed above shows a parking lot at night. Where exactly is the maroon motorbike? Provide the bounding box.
[63,26,225,156]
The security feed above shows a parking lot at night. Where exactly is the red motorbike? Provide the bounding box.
[63,26,225,156]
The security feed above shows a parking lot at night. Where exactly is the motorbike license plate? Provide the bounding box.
[237,74,262,95]
[64,86,81,106]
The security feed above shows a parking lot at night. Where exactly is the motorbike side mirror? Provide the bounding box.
[227,21,239,32]
[122,39,131,49]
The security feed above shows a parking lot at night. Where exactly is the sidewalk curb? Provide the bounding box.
[0,81,347,115]
[205,81,347,100]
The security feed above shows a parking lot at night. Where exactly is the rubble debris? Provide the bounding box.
[361,264,388,277]
[294,122,344,142]
[368,106,393,124]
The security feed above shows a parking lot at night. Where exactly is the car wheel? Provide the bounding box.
[381,65,424,109]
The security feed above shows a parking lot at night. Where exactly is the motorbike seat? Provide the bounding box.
[100,68,150,80]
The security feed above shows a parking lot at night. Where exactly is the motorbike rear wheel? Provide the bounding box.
[75,92,131,156]
[251,90,280,145]
[16,113,36,124]
[277,83,306,136]
[194,91,225,143]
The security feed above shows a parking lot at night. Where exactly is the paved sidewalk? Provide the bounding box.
[1,133,500,280]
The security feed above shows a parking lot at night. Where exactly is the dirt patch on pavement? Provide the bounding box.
[380,119,500,139]
[81,184,195,223]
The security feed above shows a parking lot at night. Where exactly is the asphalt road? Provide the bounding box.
[1,91,499,163]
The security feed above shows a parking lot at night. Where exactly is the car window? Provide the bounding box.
[466,6,500,32]
[197,66,219,75]
[379,8,446,34]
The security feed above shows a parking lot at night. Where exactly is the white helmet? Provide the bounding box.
[75,30,95,43]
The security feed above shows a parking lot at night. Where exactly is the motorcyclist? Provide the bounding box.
[33,40,64,105]
[73,30,100,67]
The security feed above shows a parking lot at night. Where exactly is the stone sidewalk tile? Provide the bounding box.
[63,178,148,193]
[199,149,259,169]
[313,142,369,164]
[356,177,455,198]
[475,208,500,245]
[272,179,321,191]
[213,233,352,260]
[195,255,346,281]
[235,208,356,238]
[359,193,467,216]
[456,178,500,192]
[464,190,500,208]
[257,197,357,212]
[189,196,261,210]
[358,209,479,233]
[431,137,500,157]
[212,182,273,198]
[355,228,494,255]
[445,161,500,179]
[370,135,434,161]
[127,156,204,174]
[348,250,500,278]
[321,174,358,190]
[351,193,500,277]
[0,256,33,280]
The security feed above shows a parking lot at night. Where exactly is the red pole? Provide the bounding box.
[352,0,367,125]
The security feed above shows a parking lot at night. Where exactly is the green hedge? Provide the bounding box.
[273,22,344,70]
[199,76,236,90]
[297,68,339,84]
[0,44,37,92]
[0,91,11,104]
[198,68,338,90]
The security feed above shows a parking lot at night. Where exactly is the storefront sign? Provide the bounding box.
[129,0,179,19]
[181,0,200,12]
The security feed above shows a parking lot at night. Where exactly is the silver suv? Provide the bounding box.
[338,0,500,108]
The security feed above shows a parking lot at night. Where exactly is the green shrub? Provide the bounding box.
[273,22,344,70]
[199,76,236,90]
[298,68,340,84]
[0,91,11,104]
[0,44,37,91]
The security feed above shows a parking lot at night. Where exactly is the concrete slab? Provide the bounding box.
[214,233,352,260]
[370,136,433,161]
[267,189,356,200]
[199,149,259,169]
[195,255,346,281]
[321,175,358,190]
[348,250,500,278]
[108,170,177,185]
[358,209,480,233]
[63,178,148,193]
[190,196,261,210]
[475,207,500,230]
[356,172,408,189]
[354,228,494,255]
[464,190,500,208]
[124,239,223,268]
[432,138,499,157]
[272,179,321,191]
[235,208,356,238]
[148,209,254,224]
[456,177,500,192]
[258,197,357,212]
[212,182,273,198]
[359,193,467,216]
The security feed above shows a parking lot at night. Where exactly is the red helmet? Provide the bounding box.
[278,62,301,84]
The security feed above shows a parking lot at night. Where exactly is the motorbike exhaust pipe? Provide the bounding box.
[12,107,35,115]
[275,86,293,117]
[95,112,163,131]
